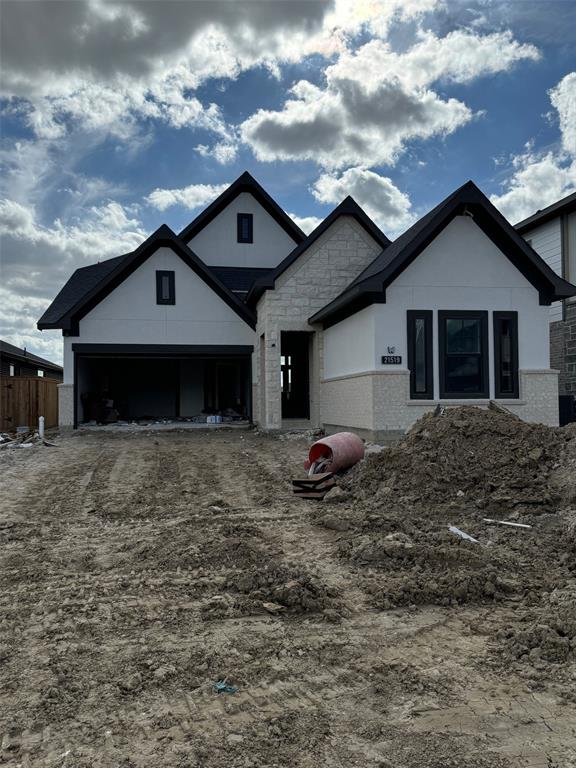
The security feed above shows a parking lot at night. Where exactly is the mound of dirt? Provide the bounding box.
[347,406,574,513]
[332,406,576,610]
[228,562,340,614]
[496,588,576,665]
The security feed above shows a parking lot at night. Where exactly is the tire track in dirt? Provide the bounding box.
[2,430,575,768]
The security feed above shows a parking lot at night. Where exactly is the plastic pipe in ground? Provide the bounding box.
[38,416,45,440]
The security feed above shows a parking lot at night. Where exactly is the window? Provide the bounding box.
[439,311,488,398]
[37,369,44,377]
[237,213,253,243]
[407,310,433,399]
[493,311,519,398]
[9,364,15,376]
[156,270,175,305]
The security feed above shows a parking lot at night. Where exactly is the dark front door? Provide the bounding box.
[281,332,310,419]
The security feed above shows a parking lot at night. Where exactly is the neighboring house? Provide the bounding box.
[515,192,576,422]
[38,172,576,438]
[0,340,63,380]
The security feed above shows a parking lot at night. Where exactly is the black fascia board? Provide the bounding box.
[178,171,305,244]
[72,344,253,356]
[310,180,576,329]
[41,225,256,332]
[246,196,391,306]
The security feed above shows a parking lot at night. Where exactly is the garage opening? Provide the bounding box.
[73,344,252,426]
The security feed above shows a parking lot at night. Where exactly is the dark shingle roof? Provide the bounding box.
[0,340,63,371]
[310,180,576,328]
[210,266,273,294]
[37,226,256,331]
[38,254,126,327]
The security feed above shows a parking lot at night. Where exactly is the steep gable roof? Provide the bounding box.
[515,190,576,233]
[310,180,576,328]
[37,225,256,332]
[38,254,127,328]
[178,171,306,244]
[246,196,391,306]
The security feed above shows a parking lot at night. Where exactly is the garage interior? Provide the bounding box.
[74,346,252,425]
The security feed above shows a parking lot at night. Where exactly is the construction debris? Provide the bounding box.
[213,680,237,694]
[483,518,532,529]
[448,525,479,543]
[292,472,336,499]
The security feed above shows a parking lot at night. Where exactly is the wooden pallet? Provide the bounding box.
[292,472,336,499]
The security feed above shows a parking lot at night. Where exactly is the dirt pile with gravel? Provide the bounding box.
[349,405,574,512]
[328,407,576,610]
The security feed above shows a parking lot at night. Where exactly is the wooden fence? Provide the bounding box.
[0,376,59,431]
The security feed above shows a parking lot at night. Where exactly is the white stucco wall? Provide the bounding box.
[62,246,255,384]
[323,305,377,379]
[325,216,550,390]
[322,215,557,430]
[186,192,298,268]
[521,218,563,323]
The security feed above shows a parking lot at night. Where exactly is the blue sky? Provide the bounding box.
[0,0,575,364]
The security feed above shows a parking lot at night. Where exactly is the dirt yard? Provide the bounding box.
[1,419,575,767]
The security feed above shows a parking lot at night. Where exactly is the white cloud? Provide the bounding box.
[242,78,472,170]
[550,72,576,158]
[241,28,538,170]
[145,182,229,212]
[311,167,414,234]
[0,198,147,364]
[288,213,323,235]
[328,30,539,90]
[490,72,576,224]
[0,1,331,141]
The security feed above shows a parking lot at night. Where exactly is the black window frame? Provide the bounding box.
[407,310,433,399]
[438,310,489,399]
[237,213,253,243]
[493,311,519,399]
[156,270,175,305]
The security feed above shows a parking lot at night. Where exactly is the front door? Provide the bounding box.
[281,332,310,419]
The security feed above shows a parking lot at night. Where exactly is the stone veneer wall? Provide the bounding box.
[551,302,576,396]
[254,216,382,429]
[58,383,74,428]
[321,368,560,440]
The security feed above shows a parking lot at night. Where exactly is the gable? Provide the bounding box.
[247,196,390,305]
[310,180,576,328]
[276,215,383,294]
[76,246,256,346]
[186,191,298,268]
[394,216,535,290]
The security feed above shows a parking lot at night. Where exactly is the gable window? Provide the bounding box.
[494,311,519,398]
[407,310,433,399]
[439,311,488,398]
[37,369,44,377]
[156,270,175,305]
[237,213,253,243]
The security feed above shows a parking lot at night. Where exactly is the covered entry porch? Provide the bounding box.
[72,344,253,427]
